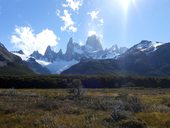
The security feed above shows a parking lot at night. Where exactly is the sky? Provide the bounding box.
[0,0,170,55]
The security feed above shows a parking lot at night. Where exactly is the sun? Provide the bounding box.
[120,0,136,13]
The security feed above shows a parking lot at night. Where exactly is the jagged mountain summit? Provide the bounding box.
[18,35,128,74]
[31,51,43,60]
[31,35,127,62]
[85,35,103,52]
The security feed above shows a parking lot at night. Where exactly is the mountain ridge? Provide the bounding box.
[2,36,167,75]
[62,41,170,76]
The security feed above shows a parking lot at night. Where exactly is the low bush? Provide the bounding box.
[37,100,60,111]
[115,93,144,112]
[161,97,170,107]
[111,109,131,122]
[110,93,144,122]
[119,119,148,128]
[148,104,170,112]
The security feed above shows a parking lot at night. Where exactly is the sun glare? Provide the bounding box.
[120,0,136,13]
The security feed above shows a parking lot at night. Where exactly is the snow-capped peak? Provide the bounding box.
[136,40,162,51]
[127,40,163,54]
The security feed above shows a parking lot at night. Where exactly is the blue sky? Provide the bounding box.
[0,0,170,55]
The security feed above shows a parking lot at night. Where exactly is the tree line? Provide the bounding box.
[0,75,169,88]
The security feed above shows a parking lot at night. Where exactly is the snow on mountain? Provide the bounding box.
[127,40,163,54]
[36,60,51,66]
[136,40,162,51]
[102,52,120,59]
[13,38,166,75]
[46,59,79,74]
[13,51,79,74]
[73,46,83,54]
[13,52,51,66]
[13,53,30,61]
[30,51,43,60]
[63,35,126,61]
[151,41,163,50]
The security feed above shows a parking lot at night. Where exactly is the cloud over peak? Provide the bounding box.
[11,26,59,55]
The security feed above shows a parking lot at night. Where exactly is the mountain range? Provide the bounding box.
[13,35,128,74]
[1,35,170,76]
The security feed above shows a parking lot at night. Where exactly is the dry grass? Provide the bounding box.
[0,88,169,128]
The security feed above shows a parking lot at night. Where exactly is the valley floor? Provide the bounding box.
[0,88,170,128]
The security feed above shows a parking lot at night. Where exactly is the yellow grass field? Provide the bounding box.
[0,88,169,128]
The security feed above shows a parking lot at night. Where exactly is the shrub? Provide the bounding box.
[126,95,144,112]
[110,93,144,122]
[115,93,144,113]
[119,119,148,128]
[68,79,84,98]
[161,97,170,107]
[37,100,60,111]
[111,109,131,122]
[111,100,131,122]
[149,104,170,112]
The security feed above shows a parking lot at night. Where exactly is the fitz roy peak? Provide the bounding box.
[15,35,127,74]
[31,35,127,62]
[13,35,128,74]
[85,35,103,52]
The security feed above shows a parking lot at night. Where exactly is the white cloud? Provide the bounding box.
[88,10,100,21]
[62,0,83,11]
[99,19,104,26]
[87,10,104,26]
[57,0,83,33]
[11,26,59,55]
[87,10,104,40]
[88,30,97,37]
[58,10,77,32]
[88,30,103,40]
